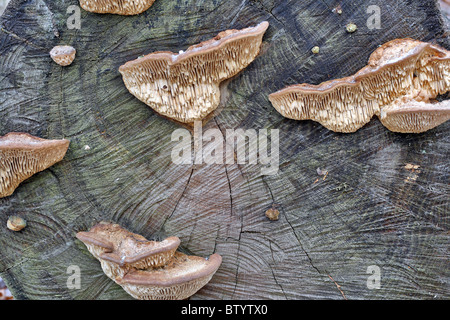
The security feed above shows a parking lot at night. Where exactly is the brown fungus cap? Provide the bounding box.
[269,39,450,133]
[50,45,76,66]
[76,222,222,300]
[117,252,222,300]
[0,133,70,198]
[119,21,269,124]
[79,0,156,15]
[76,222,180,270]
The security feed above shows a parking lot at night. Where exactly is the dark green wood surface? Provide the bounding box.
[0,0,449,299]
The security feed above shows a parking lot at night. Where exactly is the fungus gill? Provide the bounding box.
[268,39,450,133]
[0,133,70,198]
[379,100,450,133]
[76,222,222,300]
[119,21,269,124]
[79,0,157,15]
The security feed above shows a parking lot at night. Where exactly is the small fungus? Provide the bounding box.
[79,0,157,15]
[265,207,280,221]
[0,133,70,198]
[311,46,320,54]
[50,45,76,66]
[346,23,358,33]
[268,39,450,133]
[119,21,269,124]
[76,222,222,300]
[7,216,26,231]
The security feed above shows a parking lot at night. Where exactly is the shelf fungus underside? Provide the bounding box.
[79,0,157,15]
[0,133,70,198]
[119,21,269,124]
[269,39,450,133]
[76,222,222,300]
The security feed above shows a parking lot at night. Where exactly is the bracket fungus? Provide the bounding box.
[269,39,450,133]
[79,0,156,15]
[117,252,223,300]
[76,222,222,300]
[119,21,269,124]
[265,207,280,221]
[0,133,70,198]
[50,45,76,66]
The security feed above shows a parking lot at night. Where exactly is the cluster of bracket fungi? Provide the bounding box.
[76,222,222,300]
[269,38,450,133]
[1,0,449,301]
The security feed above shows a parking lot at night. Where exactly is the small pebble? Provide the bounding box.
[346,23,358,33]
[7,216,26,232]
[50,45,76,66]
[265,208,280,221]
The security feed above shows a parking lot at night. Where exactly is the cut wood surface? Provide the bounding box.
[0,0,449,300]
